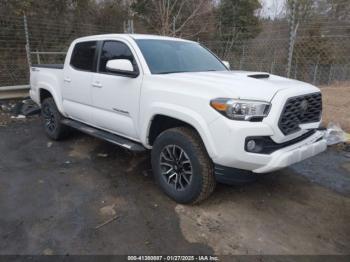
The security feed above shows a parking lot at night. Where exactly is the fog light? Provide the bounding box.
[246,140,256,151]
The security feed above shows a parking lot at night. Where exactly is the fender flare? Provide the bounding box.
[140,102,218,159]
[38,83,66,117]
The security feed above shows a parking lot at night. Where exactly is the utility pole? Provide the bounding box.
[313,55,320,85]
[239,45,245,70]
[124,19,134,34]
[130,19,134,34]
[287,0,297,78]
[23,14,31,69]
[173,16,176,36]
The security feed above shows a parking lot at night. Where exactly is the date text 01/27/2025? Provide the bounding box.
[127,255,219,261]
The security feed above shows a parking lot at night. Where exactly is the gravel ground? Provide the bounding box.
[0,115,349,255]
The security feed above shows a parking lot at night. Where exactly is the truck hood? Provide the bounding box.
[155,71,319,102]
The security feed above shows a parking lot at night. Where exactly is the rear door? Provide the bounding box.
[62,41,97,124]
[90,40,142,140]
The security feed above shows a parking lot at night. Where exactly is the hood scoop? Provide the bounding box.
[248,74,270,79]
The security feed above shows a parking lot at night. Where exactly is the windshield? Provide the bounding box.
[135,39,228,74]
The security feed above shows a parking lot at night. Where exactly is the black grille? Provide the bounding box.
[279,93,322,135]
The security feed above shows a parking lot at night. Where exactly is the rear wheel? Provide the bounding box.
[151,127,216,204]
[41,97,69,140]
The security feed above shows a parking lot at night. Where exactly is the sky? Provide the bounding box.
[260,0,287,18]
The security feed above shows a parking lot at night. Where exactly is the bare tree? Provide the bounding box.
[132,0,213,37]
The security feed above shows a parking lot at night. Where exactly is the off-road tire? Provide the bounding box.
[151,127,216,204]
[41,97,69,140]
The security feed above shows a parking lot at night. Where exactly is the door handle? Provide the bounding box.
[92,82,103,88]
[64,77,71,83]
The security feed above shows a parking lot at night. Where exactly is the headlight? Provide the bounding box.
[210,98,271,121]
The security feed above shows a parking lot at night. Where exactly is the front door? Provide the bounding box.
[91,40,142,140]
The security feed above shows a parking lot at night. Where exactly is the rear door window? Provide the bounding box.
[70,41,97,71]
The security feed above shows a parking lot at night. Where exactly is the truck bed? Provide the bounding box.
[32,64,64,69]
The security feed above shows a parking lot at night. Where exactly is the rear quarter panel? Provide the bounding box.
[30,67,66,115]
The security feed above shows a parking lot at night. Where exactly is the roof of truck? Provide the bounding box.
[74,33,194,43]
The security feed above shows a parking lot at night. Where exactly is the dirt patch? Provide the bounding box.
[99,204,116,217]
[321,84,350,132]
[175,172,350,255]
[68,137,100,160]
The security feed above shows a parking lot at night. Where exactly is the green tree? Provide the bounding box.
[215,0,262,58]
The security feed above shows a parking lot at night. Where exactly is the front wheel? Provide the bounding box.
[151,127,216,204]
[41,97,69,140]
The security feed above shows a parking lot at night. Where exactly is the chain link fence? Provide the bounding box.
[0,15,349,88]
[202,19,350,86]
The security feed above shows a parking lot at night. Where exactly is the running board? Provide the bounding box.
[61,119,146,152]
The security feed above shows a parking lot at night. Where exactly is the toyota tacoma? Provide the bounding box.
[30,34,326,204]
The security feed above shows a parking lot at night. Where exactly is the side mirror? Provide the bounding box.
[106,59,138,77]
[223,61,230,69]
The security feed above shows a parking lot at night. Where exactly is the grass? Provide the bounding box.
[320,82,350,132]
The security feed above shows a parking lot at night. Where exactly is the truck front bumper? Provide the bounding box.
[252,135,326,173]
[208,117,327,174]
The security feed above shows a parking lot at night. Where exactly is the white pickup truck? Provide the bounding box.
[30,34,326,204]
